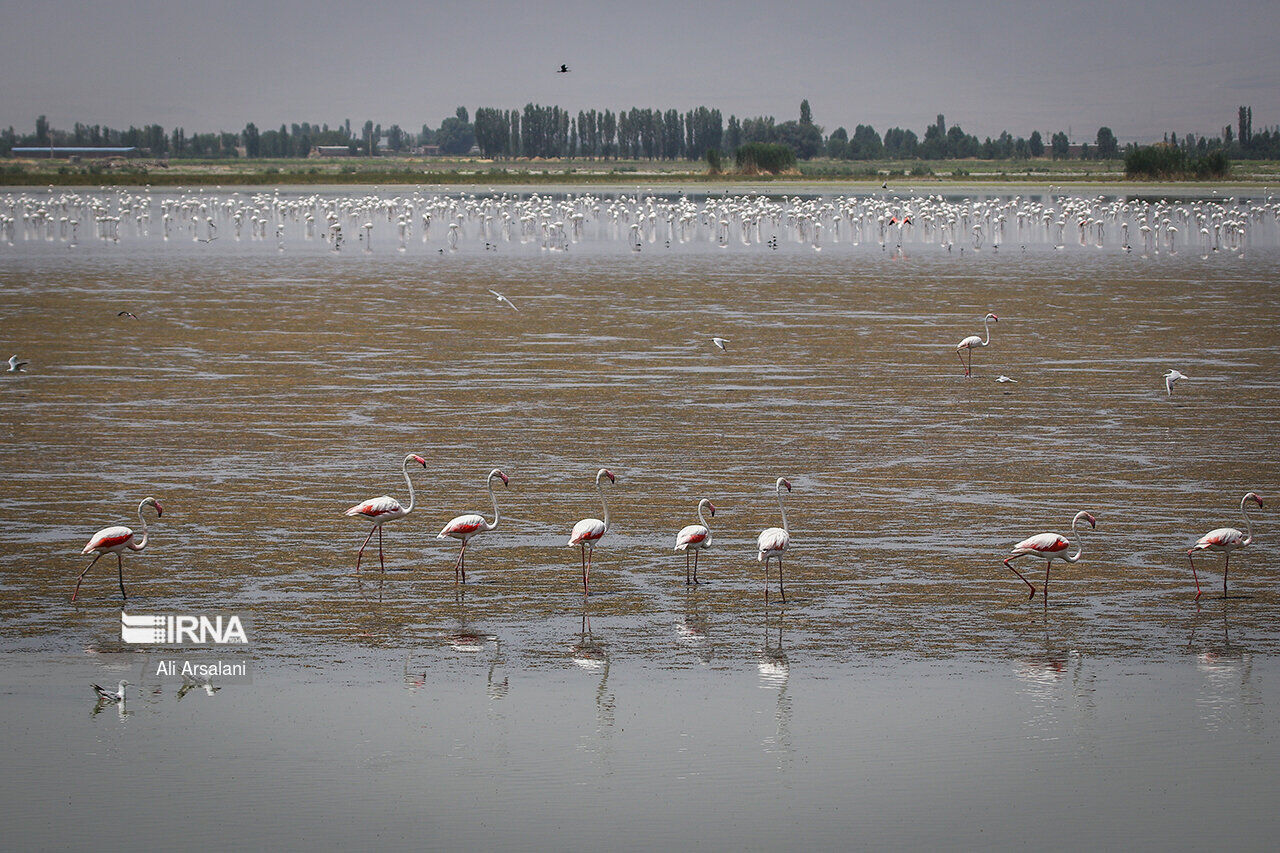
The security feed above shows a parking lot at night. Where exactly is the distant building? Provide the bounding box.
[415,145,442,156]
[310,145,353,157]
[10,146,140,159]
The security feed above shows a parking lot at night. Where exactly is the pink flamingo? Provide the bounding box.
[675,498,716,585]
[1003,510,1096,610]
[757,478,792,601]
[437,468,509,584]
[74,497,163,602]
[956,312,998,376]
[568,468,615,595]
[344,453,427,573]
[1188,492,1264,600]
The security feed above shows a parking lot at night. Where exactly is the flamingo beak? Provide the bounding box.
[499,472,510,486]
[1253,495,1264,507]
[413,455,427,467]
[1088,514,1097,528]
[709,504,716,517]
[783,479,792,492]
[155,503,164,517]
[605,470,616,484]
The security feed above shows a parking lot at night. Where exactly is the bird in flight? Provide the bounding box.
[557,64,570,73]
[488,289,519,311]
[118,311,139,320]
[1164,369,1188,396]
[996,375,1016,383]
[712,337,729,351]
[7,355,28,373]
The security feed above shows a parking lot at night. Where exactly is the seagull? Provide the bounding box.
[996,375,1017,383]
[7,355,28,373]
[557,64,570,73]
[488,289,519,311]
[712,337,729,351]
[92,681,129,703]
[1164,369,1188,396]
[117,311,138,319]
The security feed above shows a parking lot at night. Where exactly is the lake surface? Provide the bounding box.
[1,185,1279,849]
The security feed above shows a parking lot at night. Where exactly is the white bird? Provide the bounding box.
[674,498,716,585]
[92,681,129,703]
[956,313,998,377]
[996,375,1017,383]
[488,289,519,311]
[712,337,729,351]
[7,355,28,373]
[1164,369,1189,396]
[757,478,793,602]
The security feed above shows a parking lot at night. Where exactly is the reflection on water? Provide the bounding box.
[1189,608,1263,734]
[758,607,794,767]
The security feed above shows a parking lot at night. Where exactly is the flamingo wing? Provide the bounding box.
[345,495,405,519]
[569,518,606,545]
[675,524,710,551]
[1011,532,1069,555]
[957,334,982,350]
[1193,527,1244,550]
[439,514,486,539]
[757,526,790,558]
[84,525,134,554]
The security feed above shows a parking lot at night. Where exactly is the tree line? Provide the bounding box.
[4,103,1276,162]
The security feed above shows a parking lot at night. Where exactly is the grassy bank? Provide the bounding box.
[3,156,1279,187]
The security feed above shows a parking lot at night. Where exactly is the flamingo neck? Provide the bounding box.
[131,500,150,551]
[597,477,610,532]
[487,476,501,531]
[401,455,416,514]
[697,500,710,528]
[981,317,992,347]
[1240,497,1255,546]
[1066,515,1087,562]
[777,484,789,534]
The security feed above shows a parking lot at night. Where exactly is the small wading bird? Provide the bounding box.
[7,355,27,373]
[74,497,162,602]
[1188,492,1264,600]
[1164,369,1189,396]
[92,681,129,703]
[956,312,998,377]
[344,453,427,573]
[117,311,138,319]
[758,478,793,602]
[437,468,510,584]
[712,337,729,351]
[568,468,615,595]
[675,499,716,585]
[488,289,519,311]
[1003,510,1096,611]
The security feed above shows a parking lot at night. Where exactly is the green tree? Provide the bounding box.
[1095,126,1118,159]
[1029,130,1044,157]
[800,99,812,126]
[1050,131,1069,160]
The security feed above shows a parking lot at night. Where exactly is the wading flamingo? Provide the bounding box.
[438,468,510,584]
[569,468,615,595]
[675,499,716,585]
[956,312,998,377]
[758,478,792,601]
[74,497,162,602]
[345,453,427,573]
[1188,492,1264,600]
[1003,510,1096,611]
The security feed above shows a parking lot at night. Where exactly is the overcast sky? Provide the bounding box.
[2,0,1277,144]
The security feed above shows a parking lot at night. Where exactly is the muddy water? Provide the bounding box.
[2,189,1279,849]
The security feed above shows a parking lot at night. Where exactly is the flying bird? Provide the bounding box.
[996,375,1017,383]
[1164,369,1188,396]
[712,337,729,351]
[488,289,519,311]
[117,311,139,319]
[7,355,28,373]
[557,64,570,73]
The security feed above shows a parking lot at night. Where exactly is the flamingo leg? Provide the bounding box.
[585,545,593,596]
[355,526,376,574]
[460,542,468,585]
[1189,552,1202,600]
[378,526,385,573]
[1043,560,1051,613]
[72,552,103,602]
[453,544,464,585]
[693,550,700,585]
[778,556,786,603]
[117,553,127,601]
[685,552,691,586]
[1223,553,1229,599]
[1004,557,1036,599]
[957,349,968,376]
[764,557,769,602]
[580,544,588,595]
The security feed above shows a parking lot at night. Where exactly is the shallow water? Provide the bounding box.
[1,187,1279,849]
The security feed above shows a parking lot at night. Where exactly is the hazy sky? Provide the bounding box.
[2,0,1277,143]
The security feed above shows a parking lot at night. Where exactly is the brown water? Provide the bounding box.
[1,188,1279,849]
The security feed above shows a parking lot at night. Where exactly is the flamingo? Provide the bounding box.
[73,497,162,602]
[956,312,998,377]
[1164,369,1189,396]
[568,468,615,595]
[437,468,510,584]
[1003,510,1097,610]
[757,478,792,601]
[675,499,716,585]
[1188,492,1264,600]
[344,453,427,573]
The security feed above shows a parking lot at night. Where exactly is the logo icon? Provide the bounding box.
[120,612,249,645]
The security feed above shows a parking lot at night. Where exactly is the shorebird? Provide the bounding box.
[7,355,28,373]
[92,681,129,703]
[488,289,519,311]
[712,337,729,351]
[1164,369,1189,396]
[117,311,139,319]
